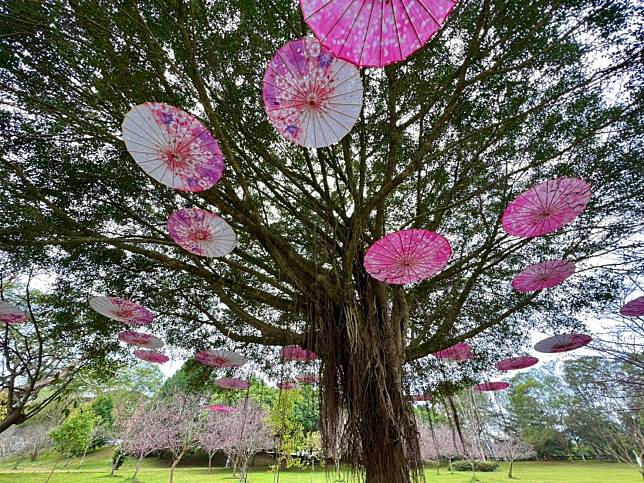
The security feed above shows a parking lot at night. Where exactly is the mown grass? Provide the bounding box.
[0,447,638,482]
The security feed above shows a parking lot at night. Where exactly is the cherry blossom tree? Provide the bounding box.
[121,404,165,480]
[197,410,227,472]
[493,434,536,479]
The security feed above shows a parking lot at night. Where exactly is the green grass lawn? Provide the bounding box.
[0,447,638,482]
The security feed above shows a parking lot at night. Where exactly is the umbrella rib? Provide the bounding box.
[400,0,423,48]
[391,0,404,63]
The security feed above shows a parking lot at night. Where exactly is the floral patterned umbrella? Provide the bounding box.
[300,0,458,67]
[281,345,318,362]
[122,102,224,192]
[0,302,28,324]
[364,229,451,285]
[502,177,591,238]
[474,382,509,392]
[277,381,300,391]
[167,208,236,258]
[118,330,163,350]
[295,374,319,385]
[89,296,154,325]
[195,349,248,368]
[215,377,250,390]
[263,36,362,148]
[495,356,539,371]
[534,333,592,353]
[411,394,433,402]
[208,404,237,413]
[432,342,472,362]
[133,349,169,364]
[511,260,575,293]
[620,296,644,317]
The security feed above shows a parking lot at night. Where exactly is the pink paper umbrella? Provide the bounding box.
[118,331,163,350]
[502,177,592,238]
[620,296,644,317]
[474,382,509,392]
[263,36,362,148]
[133,349,169,364]
[281,345,318,362]
[495,356,539,371]
[534,333,592,353]
[364,229,451,285]
[215,377,250,390]
[0,302,28,324]
[512,260,575,293]
[208,404,237,414]
[412,394,433,402]
[195,349,248,368]
[167,208,236,258]
[301,0,458,67]
[122,102,224,192]
[432,342,473,362]
[277,381,300,391]
[89,296,154,325]
[295,374,319,385]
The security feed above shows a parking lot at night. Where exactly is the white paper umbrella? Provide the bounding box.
[89,296,154,325]
[167,208,236,258]
[122,102,224,192]
[195,349,248,368]
[263,36,363,148]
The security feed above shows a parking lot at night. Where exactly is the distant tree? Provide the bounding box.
[197,409,226,472]
[121,404,165,480]
[49,408,96,474]
[418,422,468,471]
[493,434,536,479]
[271,390,306,469]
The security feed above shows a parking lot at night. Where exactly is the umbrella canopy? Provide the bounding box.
[263,36,362,148]
[502,177,592,238]
[122,102,224,192]
[277,381,300,391]
[432,342,472,362]
[118,331,163,350]
[281,345,318,362]
[215,377,250,390]
[511,260,575,293]
[208,404,237,413]
[295,374,320,385]
[0,302,28,324]
[300,0,458,67]
[89,296,154,325]
[474,382,509,392]
[133,349,169,364]
[363,229,451,285]
[411,394,433,402]
[167,208,236,258]
[620,296,644,317]
[195,349,248,368]
[534,333,592,353]
[495,356,539,371]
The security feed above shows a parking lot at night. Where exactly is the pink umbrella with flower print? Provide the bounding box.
[263,37,363,148]
[195,349,248,368]
[620,296,644,317]
[277,381,300,391]
[301,0,458,67]
[215,377,250,391]
[534,333,592,353]
[502,177,591,238]
[295,374,319,385]
[208,404,237,414]
[122,102,224,192]
[281,345,318,362]
[0,302,28,324]
[364,229,451,285]
[412,394,433,402]
[474,382,509,392]
[118,331,163,350]
[167,208,236,258]
[133,349,169,364]
[89,296,154,325]
[432,342,472,362]
[512,260,575,293]
[495,356,539,371]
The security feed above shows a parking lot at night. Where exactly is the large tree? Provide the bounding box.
[0,1,642,481]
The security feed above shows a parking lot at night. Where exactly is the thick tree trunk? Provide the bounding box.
[319,293,422,483]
